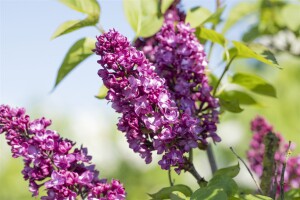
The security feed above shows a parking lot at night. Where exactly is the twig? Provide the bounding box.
[207,144,218,174]
[213,55,236,96]
[168,169,174,186]
[280,141,292,200]
[189,149,193,163]
[187,162,207,187]
[230,147,263,194]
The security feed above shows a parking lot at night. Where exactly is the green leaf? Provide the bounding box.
[228,197,240,200]
[208,176,238,197]
[160,0,173,14]
[238,194,273,200]
[95,85,108,100]
[232,41,280,68]
[149,185,193,199]
[224,48,238,61]
[59,0,100,16]
[52,0,100,39]
[185,6,212,28]
[53,37,95,89]
[198,27,226,46]
[213,163,240,178]
[123,0,164,37]
[52,16,98,39]
[208,73,218,89]
[191,187,228,200]
[242,25,261,42]
[222,2,258,33]
[281,4,300,32]
[219,90,258,105]
[169,193,186,200]
[204,6,225,25]
[219,97,243,113]
[231,73,277,98]
[285,189,300,199]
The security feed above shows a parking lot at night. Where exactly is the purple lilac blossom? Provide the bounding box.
[95,28,219,173]
[0,105,126,200]
[154,22,220,143]
[134,0,185,62]
[247,116,300,192]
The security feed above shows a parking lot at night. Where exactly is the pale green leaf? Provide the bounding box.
[285,188,300,200]
[170,193,186,200]
[139,16,164,37]
[191,187,228,200]
[238,194,273,200]
[232,41,280,68]
[185,6,212,28]
[222,2,258,33]
[53,0,100,39]
[204,6,225,25]
[95,85,108,100]
[198,27,226,46]
[53,37,96,89]
[231,73,276,98]
[59,0,100,17]
[123,0,163,37]
[213,163,240,178]
[149,184,193,199]
[160,0,174,14]
[281,4,300,32]
[208,176,238,197]
[52,16,98,39]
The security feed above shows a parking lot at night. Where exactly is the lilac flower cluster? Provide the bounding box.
[95,27,220,172]
[0,105,126,200]
[134,0,185,62]
[154,22,220,143]
[247,116,300,192]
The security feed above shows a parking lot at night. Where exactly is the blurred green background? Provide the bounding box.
[1,0,300,199]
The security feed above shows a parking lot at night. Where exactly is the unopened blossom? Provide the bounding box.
[247,116,299,192]
[154,22,220,143]
[0,105,126,199]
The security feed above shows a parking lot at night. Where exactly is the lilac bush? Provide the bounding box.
[0,105,126,200]
[2,0,300,199]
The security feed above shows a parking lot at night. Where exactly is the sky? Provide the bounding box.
[0,0,242,115]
